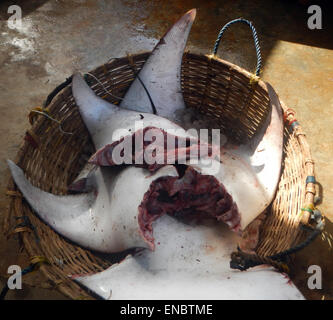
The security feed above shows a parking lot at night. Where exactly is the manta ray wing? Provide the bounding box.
[8,160,178,253]
[120,9,196,119]
[70,10,197,189]
[75,215,304,300]
[204,82,284,230]
[72,72,195,150]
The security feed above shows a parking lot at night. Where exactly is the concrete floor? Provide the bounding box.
[0,0,332,299]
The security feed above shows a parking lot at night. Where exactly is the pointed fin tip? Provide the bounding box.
[7,160,28,195]
[119,9,196,116]
[156,8,197,47]
[174,8,196,28]
[186,8,197,21]
[7,159,21,178]
[72,72,88,99]
[73,71,83,77]
[72,71,82,80]
[72,72,86,91]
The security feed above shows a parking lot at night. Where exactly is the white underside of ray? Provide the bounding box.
[181,83,283,231]
[72,73,193,151]
[76,215,304,300]
[71,9,197,185]
[188,156,268,231]
[8,9,198,253]
[119,9,196,120]
[223,82,284,204]
[71,6,283,234]
[210,82,283,229]
[8,160,178,253]
[72,72,283,232]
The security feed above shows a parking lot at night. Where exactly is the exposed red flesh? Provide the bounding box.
[89,126,218,171]
[68,177,89,193]
[138,166,241,250]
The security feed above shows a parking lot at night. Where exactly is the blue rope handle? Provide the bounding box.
[213,18,262,77]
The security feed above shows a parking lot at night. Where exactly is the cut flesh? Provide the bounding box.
[72,71,283,232]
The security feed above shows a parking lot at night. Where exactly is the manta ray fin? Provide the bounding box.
[7,160,96,243]
[247,82,283,198]
[120,9,196,119]
[249,82,284,155]
[72,73,120,137]
[72,9,196,145]
[75,258,304,300]
[8,160,180,253]
[216,82,283,230]
[74,215,304,300]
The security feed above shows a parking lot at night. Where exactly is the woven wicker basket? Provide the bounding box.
[4,51,316,299]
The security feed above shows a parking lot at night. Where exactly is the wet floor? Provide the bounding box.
[0,0,332,299]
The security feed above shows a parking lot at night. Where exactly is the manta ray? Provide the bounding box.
[8,9,304,299]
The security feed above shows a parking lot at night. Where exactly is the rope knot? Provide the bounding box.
[249,73,260,86]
